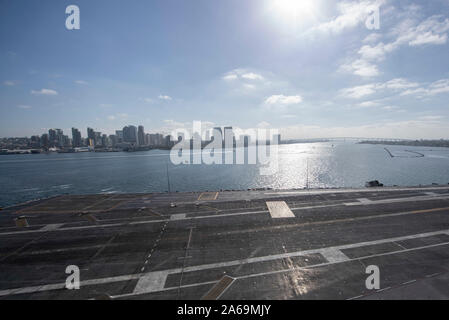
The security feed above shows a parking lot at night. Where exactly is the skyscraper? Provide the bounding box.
[40,133,49,148]
[71,128,82,147]
[48,129,56,147]
[123,125,137,144]
[137,125,145,146]
[87,127,95,146]
[115,130,123,143]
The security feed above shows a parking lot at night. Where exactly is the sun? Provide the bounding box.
[268,0,320,29]
[273,0,316,16]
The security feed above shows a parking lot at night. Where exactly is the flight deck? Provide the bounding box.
[1,185,449,300]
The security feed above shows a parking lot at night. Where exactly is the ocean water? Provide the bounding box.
[1,142,449,207]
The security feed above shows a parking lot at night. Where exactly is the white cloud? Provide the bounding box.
[401,15,449,46]
[17,105,32,109]
[117,113,129,119]
[223,74,238,81]
[265,94,303,105]
[340,59,380,77]
[241,72,264,80]
[341,78,422,99]
[75,80,88,85]
[31,88,58,96]
[158,95,172,101]
[3,80,18,86]
[107,113,128,121]
[363,33,382,43]
[382,105,399,110]
[344,15,449,77]
[223,69,264,81]
[358,100,380,108]
[384,78,419,89]
[141,98,153,103]
[401,79,449,96]
[340,84,377,99]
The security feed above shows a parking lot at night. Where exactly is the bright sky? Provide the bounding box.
[1,0,449,139]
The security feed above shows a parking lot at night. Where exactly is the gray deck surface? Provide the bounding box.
[1,185,449,300]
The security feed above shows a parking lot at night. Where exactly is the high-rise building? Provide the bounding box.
[137,125,145,146]
[48,129,64,147]
[115,130,123,143]
[165,135,173,148]
[94,132,102,146]
[87,128,95,145]
[55,129,64,147]
[72,128,82,147]
[101,134,109,147]
[123,126,137,144]
[40,134,49,148]
[48,129,56,147]
[109,135,118,147]
[30,135,41,148]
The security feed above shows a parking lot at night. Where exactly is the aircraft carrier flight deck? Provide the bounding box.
[1,185,449,300]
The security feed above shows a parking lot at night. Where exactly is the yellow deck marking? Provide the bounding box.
[201,276,235,300]
[198,192,219,201]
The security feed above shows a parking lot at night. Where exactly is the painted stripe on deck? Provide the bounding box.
[266,201,295,218]
[198,192,219,201]
[171,214,186,220]
[39,224,64,231]
[320,248,350,263]
[344,195,449,206]
[201,276,235,300]
[133,271,169,294]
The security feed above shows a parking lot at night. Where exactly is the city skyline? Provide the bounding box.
[1,124,283,153]
[1,0,449,139]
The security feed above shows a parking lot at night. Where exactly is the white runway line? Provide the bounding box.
[266,201,295,218]
[320,248,350,263]
[133,271,169,294]
[170,214,186,220]
[265,186,449,196]
[39,224,64,231]
[344,194,449,206]
[357,198,373,205]
[2,228,449,297]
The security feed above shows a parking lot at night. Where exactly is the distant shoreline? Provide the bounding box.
[359,140,449,148]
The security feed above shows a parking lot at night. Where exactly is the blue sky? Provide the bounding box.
[1,0,449,139]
